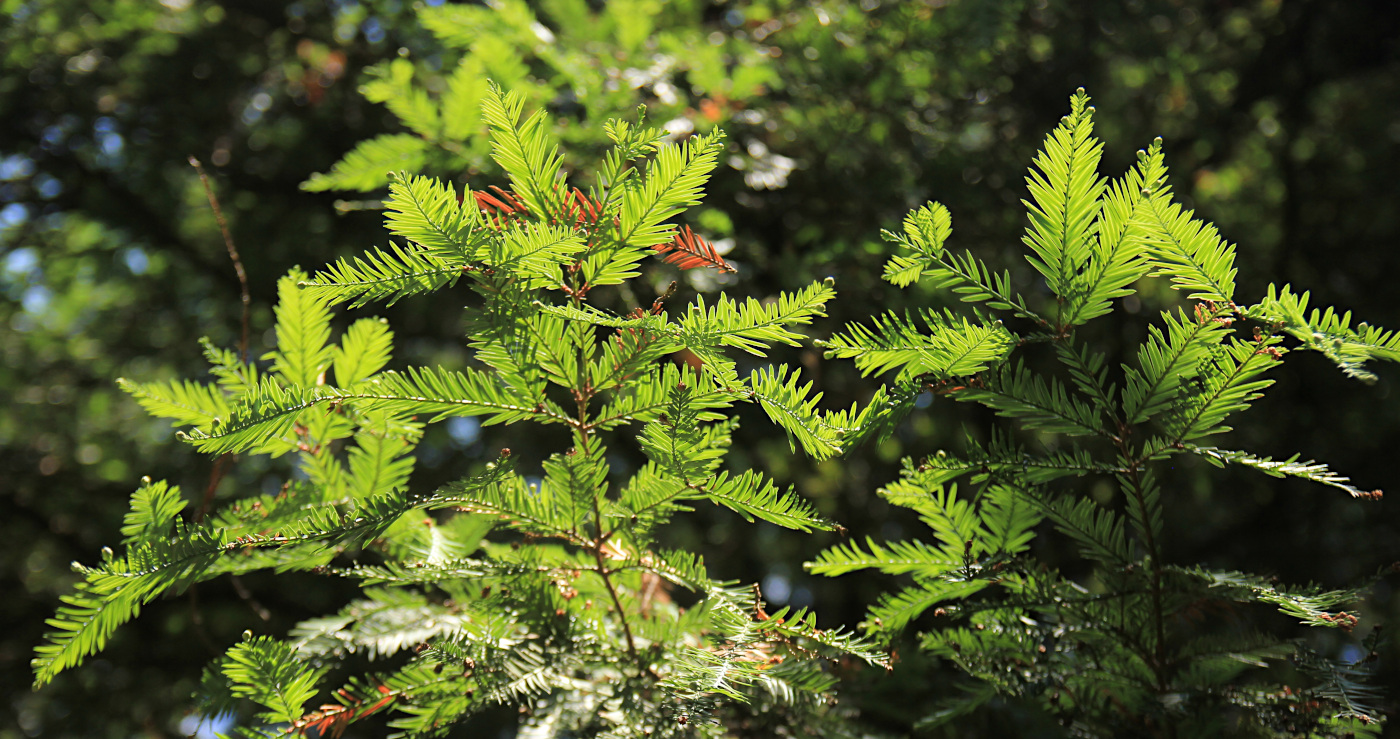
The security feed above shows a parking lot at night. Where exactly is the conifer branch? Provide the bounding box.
[806,87,1392,735]
[1021,88,1106,320]
[881,220,1050,325]
[1123,305,1232,425]
[1119,461,1167,688]
[300,242,468,308]
[32,482,452,686]
[911,444,1126,486]
[433,475,589,546]
[221,635,328,725]
[1054,340,1119,422]
[948,361,1109,438]
[384,173,480,258]
[746,365,848,460]
[689,469,837,532]
[1294,636,1386,721]
[480,82,565,219]
[1137,188,1239,304]
[1186,445,1381,500]
[1179,567,1369,629]
[806,537,957,577]
[653,225,735,272]
[820,309,1013,380]
[180,367,574,455]
[1056,139,1162,327]
[1250,283,1400,384]
[680,280,836,357]
[1153,331,1284,449]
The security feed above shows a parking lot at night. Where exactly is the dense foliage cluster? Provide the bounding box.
[8,2,1400,737]
[35,84,890,737]
[33,80,1398,737]
[809,90,1395,736]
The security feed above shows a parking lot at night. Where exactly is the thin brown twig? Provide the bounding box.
[189,156,250,362]
[195,453,233,524]
[188,157,249,524]
[230,575,273,623]
[594,538,640,664]
[187,157,265,633]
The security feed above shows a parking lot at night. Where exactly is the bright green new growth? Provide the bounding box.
[810,90,1391,737]
[35,83,885,737]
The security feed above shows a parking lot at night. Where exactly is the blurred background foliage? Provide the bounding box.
[3,0,1397,736]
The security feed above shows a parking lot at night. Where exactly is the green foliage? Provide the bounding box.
[1250,284,1400,384]
[12,2,1400,736]
[810,91,1393,737]
[35,83,883,736]
[221,635,328,725]
[299,0,775,196]
[820,308,1014,381]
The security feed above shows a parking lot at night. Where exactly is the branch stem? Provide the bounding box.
[189,157,250,362]
[568,266,643,669]
[1119,441,1170,703]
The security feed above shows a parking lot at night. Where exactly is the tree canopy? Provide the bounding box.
[5,1,1399,736]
